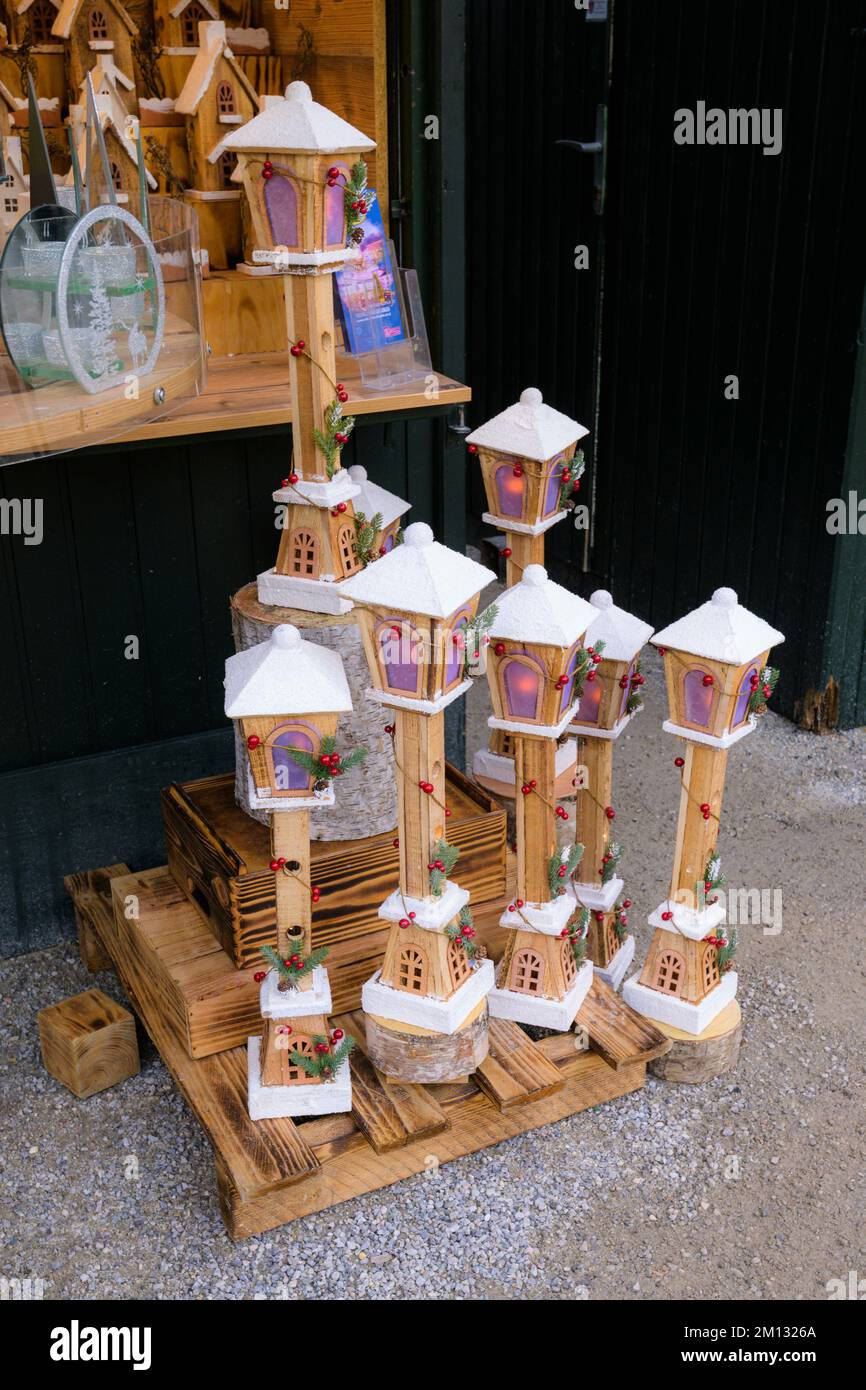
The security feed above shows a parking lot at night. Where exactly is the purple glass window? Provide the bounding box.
[683,669,714,727]
[558,643,580,714]
[382,532,395,553]
[503,660,540,719]
[542,457,565,516]
[379,623,420,693]
[444,613,470,688]
[732,668,757,728]
[495,464,525,518]
[324,178,345,246]
[271,728,315,791]
[619,661,635,718]
[264,174,298,247]
[576,678,601,724]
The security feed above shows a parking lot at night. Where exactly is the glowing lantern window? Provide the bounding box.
[576,676,601,724]
[558,642,580,714]
[732,667,757,728]
[542,456,565,516]
[264,174,299,248]
[495,464,525,518]
[270,727,315,791]
[324,177,345,246]
[379,621,422,693]
[683,668,714,727]
[503,659,541,719]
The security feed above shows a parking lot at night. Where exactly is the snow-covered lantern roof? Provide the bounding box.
[571,589,654,736]
[466,387,589,536]
[651,588,784,748]
[347,464,411,553]
[338,521,496,714]
[222,80,374,265]
[224,624,352,805]
[483,565,599,738]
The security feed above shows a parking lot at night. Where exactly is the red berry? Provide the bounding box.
[289,472,299,484]
[515,898,524,908]
[530,780,537,789]
[512,464,523,477]
[336,384,345,393]
[560,927,570,938]
[700,803,710,814]
[502,547,512,558]
[262,169,272,180]
[328,166,340,179]
[277,857,286,867]
[702,810,710,820]
[661,910,673,921]
[408,911,416,920]
[335,432,348,444]
[399,917,410,928]
[269,859,280,871]
[508,904,516,913]
[311,887,321,902]
[392,838,399,848]
[586,671,596,682]
[674,756,685,767]
[763,683,772,697]
[702,674,714,687]
[521,784,531,795]
[290,344,302,356]
[595,912,604,922]
[494,641,506,655]
[315,1042,329,1054]
[247,734,261,749]
[254,970,266,982]
[262,160,272,171]
[468,443,478,454]
[445,808,452,818]
[278,1024,292,1035]
[622,899,632,909]
[558,866,567,878]
[605,806,616,820]
[332,1028,344,1040]
[619,676,629,689]
[657,647,667,656]
[337,501,347,513]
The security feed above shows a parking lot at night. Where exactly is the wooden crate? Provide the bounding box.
[162,767,507,970]
[65,866,669,1239]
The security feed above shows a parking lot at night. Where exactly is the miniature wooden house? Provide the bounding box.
[224,622,352,812]
[338,521,495,715]
[466,386,588,535]
[52,0,138,104]
[67,90,158,211]
[652,586,784,749]
[271,484,365,589]
[153,0,218,51]
[9,0,61,47]
[346,464,410,555]
[0,134,29,234]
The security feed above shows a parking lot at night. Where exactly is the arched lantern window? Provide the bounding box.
[377,618,424,695]
[494,463,525,518]
[267,722,319,793]
[337,522,360,577]
[731,667,757,729]
[501,656,543,720]
[682,667,715,728]
[655,949,684,995]
[398,945,428,994]
[217,81,236,117]
[381,530,395,554]
[288,528,318,577]
[511,948,544,994]
[444,607,472,690]
[542,454,566,517]
[264,172,299,248]
[558,641,581,714]
[324,173,346,246]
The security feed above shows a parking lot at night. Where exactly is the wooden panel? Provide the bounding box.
[575,976,670,1071]
[474,1017,563,1112]
[345,1012,450,1152]
[202,274,287,357]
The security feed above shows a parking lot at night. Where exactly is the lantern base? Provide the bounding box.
[569,705,642,741]
[593,933,634,992]
[499,892,577,937]
[570,877,624,914]
[361,958,495,1033]
[647,1000,742,1084]
[622,970,738,1035]
[647,898,727,941]
[257,568,354,615]
[488,959,593,1030]
[365,680,473,716]
[247,1036,352,1119]
[661,716,756,750]
[363,1001,489,1083]
[260,967,333,1019]
[487,698,580,741]
[481,509,568,537]
[245,767,336,814]
[272,474,361,508]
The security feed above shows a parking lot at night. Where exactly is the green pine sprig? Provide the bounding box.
[353,509,385,567]
[747,665,780,718]
[557,448,586,510]
[697,851,725,907]
[563,905,589,966]
[283,733,368,785]
[600,840,622,884]
[289,1032,356,1081]
[716,929,738,974]
[465,603,499,663]
[548,842,584,899]
[344,159,369,245]
[612,896,629,942]
[625,658,644,715]
[261,943,330,990]
[573,637,605,699]
[313,398,356,479]
[429,837,460,896]
[445,906,482,961]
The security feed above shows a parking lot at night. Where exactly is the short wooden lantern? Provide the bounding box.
[571,589,654,736]
[466,387,589,535]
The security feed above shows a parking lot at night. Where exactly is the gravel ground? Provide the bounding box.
[1,648,864,1301]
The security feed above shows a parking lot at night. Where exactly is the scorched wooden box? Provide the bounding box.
[162,768,507,970]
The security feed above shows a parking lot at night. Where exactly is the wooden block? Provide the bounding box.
[575,976,672,1070]
[38,989,139,1099]
[75,909,113,973]
[341,1011,450,1153]
[475,1018,564,1112]
[648,1000,742,1084]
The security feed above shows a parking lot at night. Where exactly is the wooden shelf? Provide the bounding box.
[114,350,471,444]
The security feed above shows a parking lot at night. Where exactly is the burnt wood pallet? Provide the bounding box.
[65,865,670,1239]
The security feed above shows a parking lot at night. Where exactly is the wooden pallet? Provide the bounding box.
[65,866,670,1239]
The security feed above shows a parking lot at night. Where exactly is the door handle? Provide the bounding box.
[556,103,607,215]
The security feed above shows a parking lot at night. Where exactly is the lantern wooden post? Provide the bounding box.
[224,623,357,1118]
[568,589,654,991]
[482,566,600,1030]
[339,523,497,1081]
[623,588,784,1076]
[468,388,589,802]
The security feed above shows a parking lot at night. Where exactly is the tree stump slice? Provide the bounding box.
[364,1001,490,1083]
[648,999,742,1084]
[230,584,398,841]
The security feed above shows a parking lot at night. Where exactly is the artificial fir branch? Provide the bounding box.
[429,837,460,896]
[747,665,780,718]
[464,603,499,662]
[600,840,622,884]
[261,944,330,992]
[289,1033,356,1081]
[562,906,590,967]
[716,929,738,973]
[612,897,629,943]
[698,851,725,906]
[283,734,368,785]
[573,637,605,698]
[444,906,484,962]
[625,659,645,715]
[343,161,369,245]
[313,398,356,478]
[558,448,586,511]
[353,509,384,566]
[549,842,584,899]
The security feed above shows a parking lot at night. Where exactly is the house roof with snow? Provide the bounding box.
[175,21,258,116]
[225,624,353,718]
[584,590,654,663]
[52,0,136,40]
[651,588,784,665]
[222,80,374,154]
[338,522,495,619]
[466,387,588,461]
[482,565,598,648]
[347,465,410,529]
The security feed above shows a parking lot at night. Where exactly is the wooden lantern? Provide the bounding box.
[347,464,411,556]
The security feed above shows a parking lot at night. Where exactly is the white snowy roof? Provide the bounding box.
[652,587,784,665]
[347,465,411,529]
[484,566,599,648]
[584,589,654,663]
[466,387,588,461]
[224,624,353,718]
[175,22,257,116]
[222,80,374,154]
[338,522,495,618]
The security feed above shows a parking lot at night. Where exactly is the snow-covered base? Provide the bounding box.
[622,971,738,1035]
[648,898,727,941]
[570,705,641,741]
[473,739,576,791]
[362,958,495,1033]
[378,880,469,932]
[272,474,360,508]
[594,934,634,992]
[251,247,360,270]
[488,959,593,1030]
[246,766,335,813]
[260,967,332,1019]
[488,698,579,741]
[571,876,623,913]
[364,679,472,716]
[257,568,353,614]
[481,509,568,537]
[499,893,577,937]
[662,717,755,750]
[247,1036,352,1119]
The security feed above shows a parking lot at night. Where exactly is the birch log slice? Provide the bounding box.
[230,584,398,840]
[364,1001,490,1083]
[648,999,742,1084]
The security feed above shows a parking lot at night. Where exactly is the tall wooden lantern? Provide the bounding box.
[222,81,389,616]
[469,387,588,802]
[623,587,784,1054]
[224,623,360,1119]
[482,565,600,1029]
[339,523,498,1081]
[569,589,654,991]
